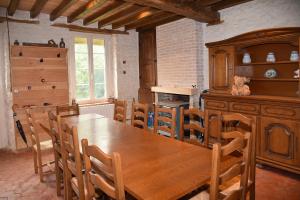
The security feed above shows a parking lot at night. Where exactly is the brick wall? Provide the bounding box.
[156,18,204,90]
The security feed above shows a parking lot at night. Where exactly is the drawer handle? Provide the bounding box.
[57,53,61,58]
[19,52,23,56]
[40,58,44,63]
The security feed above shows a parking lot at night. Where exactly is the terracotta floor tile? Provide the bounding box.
[0,150,300,199]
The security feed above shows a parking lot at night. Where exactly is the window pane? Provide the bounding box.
[76,69,89,84]
[94,83,105,99]
[76,84,90,100]
[75,37,90,100]
[94,68,105,83]
[93,53,105,68]
[93,39,106,99]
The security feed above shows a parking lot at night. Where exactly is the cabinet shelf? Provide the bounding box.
[251,78,298,82]
[240,61,298,66]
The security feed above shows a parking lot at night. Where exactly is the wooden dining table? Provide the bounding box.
[50,113,238,200]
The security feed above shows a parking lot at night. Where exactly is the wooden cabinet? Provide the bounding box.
[260,117,300,166]
[138,29,157,105]
[204,27,300,174]
[209,46,235,94]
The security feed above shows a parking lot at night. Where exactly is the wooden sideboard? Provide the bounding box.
[204,27,300,174]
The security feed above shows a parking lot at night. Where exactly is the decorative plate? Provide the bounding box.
[264,68,277,78]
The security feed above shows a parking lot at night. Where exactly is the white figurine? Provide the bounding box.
[294,69,300,79]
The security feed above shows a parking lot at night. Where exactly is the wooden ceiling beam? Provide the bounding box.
[137,15,183,31]
[30,0,48,18]
[210,0,253,11]
[98,4,142,28]
[123,0,220,23]
[111,7,159,29]
[67,0,108,23]
[51,23,128,35]
[125,11,174,30]
[50,0,77,21]
[7,0,20,16]
[83,0,127,25]
[0,16,39,24]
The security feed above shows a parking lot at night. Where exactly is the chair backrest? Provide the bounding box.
[114,99,127,123]
[131,101,149,129]
[154,105,177,139]
[221,113,256,199]
[48,111,62,152]
[210,131,251,200]
[82,139,125,200]
[56,103,80,117]
[25,108,40,150]
[179,107,205,145]
[60,122,85,200]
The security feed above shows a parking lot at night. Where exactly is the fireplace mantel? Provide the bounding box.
[151,86,198,96]
[151,86,199,108]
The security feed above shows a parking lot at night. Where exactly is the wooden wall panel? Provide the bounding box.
[11,45,69,149]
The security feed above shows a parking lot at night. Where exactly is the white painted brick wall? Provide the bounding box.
[157,18,204,90]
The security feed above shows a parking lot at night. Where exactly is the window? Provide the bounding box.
[74,37,106,103]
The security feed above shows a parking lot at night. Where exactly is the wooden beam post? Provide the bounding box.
[83,0,125,25]
[67,0,108,23]
[7,0,20,16]
[50,0,77,21]
[123,0,220,23]
[51,23,129,35]
[30,0,48,18]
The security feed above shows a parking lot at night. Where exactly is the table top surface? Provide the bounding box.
[60,114,238,200]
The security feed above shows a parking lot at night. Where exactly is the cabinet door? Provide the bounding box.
[205,109,222,146]
[261,117,299,166]
[209,46,234,94]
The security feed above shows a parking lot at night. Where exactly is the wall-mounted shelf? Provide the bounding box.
[251,78,298,82]
[240,60,298,66]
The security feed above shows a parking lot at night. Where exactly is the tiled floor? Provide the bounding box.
[1,150,300,200]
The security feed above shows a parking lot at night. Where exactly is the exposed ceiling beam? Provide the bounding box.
[51,23,128,35]
[98,4,142,28]
[125,11,174,30]
[123,0,220,23]
[50,0,77,21]
[197,0,223,6]
[67,0,107,23]
[137,15,183,31]
[30,0,48,18]
[7,0,20,16]
[210,0,253,11]
[83,0,125,25]
[111,7,159,29]
[0,16,39,24]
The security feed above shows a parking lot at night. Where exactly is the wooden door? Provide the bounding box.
[209,46,235,94]
[261,117,299,166]
[138,29,157,105]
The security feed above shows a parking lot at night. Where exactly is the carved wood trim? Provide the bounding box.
[265,123,294,160]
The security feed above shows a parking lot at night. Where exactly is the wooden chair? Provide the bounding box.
[221,113,256,200]
[56,103,80,117]
[25,108,54,182]
[47,111,64,196]
[131,101,149,129]
[180,107,205,146]
[191,131,251,200]
[114,99,127,123]
[82,139,125,200]
[60,122,86,200]
[153,105,177,139]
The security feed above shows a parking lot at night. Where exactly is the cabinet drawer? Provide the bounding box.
[229,102,260,115]
[205,100,228,111]
[262,105,300,120]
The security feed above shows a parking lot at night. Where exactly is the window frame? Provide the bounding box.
[73,36,109,105]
